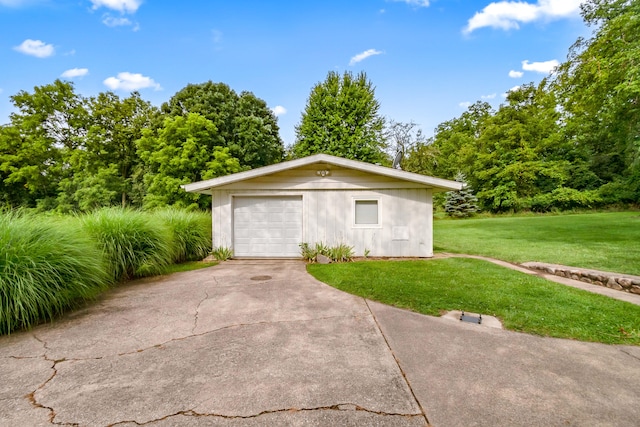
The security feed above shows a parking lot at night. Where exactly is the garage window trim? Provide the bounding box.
[353,198,381,228]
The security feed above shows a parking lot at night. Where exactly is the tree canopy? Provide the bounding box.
[293,71,387,164]
[0,80,283,212]
[160,82,284,169]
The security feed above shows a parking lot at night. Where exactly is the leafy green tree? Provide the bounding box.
[0,125,30,207]
[554,0,640,201]
[427,101,494,180]
[473,82,571,211]
[137,113,242,210]
[231,91,284,168]
[160,81,284,169]
[0,80,89,209]
[293,71,386,163]
[56,91,156,211]
[403,140,440,176]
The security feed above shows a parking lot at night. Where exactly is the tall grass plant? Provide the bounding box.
[0,211,109,334]
[81,208,174,282]
[154,208,212,263]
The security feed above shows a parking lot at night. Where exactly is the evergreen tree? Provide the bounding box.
[444,173,479,218]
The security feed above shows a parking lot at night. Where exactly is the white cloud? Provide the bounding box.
[481,93,497,100]
[349,49,383,66]
[103,15,132,27]
[464,0,585,34]
[509,70,524,78]
[522,59,559,73]
[103,72,161,91]
[389,0,430,7]
[90,0,141,14]
[14,39,54,58]
[61,68,89,78]
[271,106,287,117]
[459,101,472,108]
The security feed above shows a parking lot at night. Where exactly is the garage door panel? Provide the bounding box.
[266,229,284,238]
[234,212,251,222]
[252,229,272,239]
[283,228,300,238]
[268,213,284,222]
[250,212,268,222]
[233,196,302,257]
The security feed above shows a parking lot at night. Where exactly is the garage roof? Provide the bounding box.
[181,153,463,194]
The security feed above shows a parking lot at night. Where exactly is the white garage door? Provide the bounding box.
[233,196,303,257]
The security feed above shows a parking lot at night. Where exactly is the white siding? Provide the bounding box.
[304,189,432,257]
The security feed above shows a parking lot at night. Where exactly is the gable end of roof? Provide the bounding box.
[181,154,463,193]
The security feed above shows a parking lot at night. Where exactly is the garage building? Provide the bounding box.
[182,154,462,258]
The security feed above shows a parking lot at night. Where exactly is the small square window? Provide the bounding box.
[355,200,379,225]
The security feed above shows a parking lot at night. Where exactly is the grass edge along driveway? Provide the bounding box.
[308,258,640,346]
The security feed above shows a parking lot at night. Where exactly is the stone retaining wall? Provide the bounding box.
[522,262,640,295]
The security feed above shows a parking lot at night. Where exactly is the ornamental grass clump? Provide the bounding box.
[0,211,109,335]
[154,208,212,263]
[81,208,174,283]
[299,242,354,263]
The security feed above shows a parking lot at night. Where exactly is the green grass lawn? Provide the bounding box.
[434,212,640,275]
[308,258,640,345]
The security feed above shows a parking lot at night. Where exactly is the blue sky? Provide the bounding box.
[1,0,589,147]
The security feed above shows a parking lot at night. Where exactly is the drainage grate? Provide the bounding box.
[250,275,272,281]
[460,311,482,324]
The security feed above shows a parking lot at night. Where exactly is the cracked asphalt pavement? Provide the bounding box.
[1,260,639,426]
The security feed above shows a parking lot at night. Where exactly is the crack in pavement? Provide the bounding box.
[198,275,311,290]
[24,354,71,426]
[620,348,640,362]
[364,299,430,426]
[33,333,51,350]
[19,335,80,426]
[7,354,45,360]
[116,313,367,357]
[191,289,210,334]
[108,403,425,426]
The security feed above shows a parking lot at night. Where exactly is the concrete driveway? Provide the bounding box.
[1,260,639,426]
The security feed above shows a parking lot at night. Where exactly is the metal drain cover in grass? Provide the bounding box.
[460,311,482,324]
[442,310,503,329]
[251,275,272,281]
